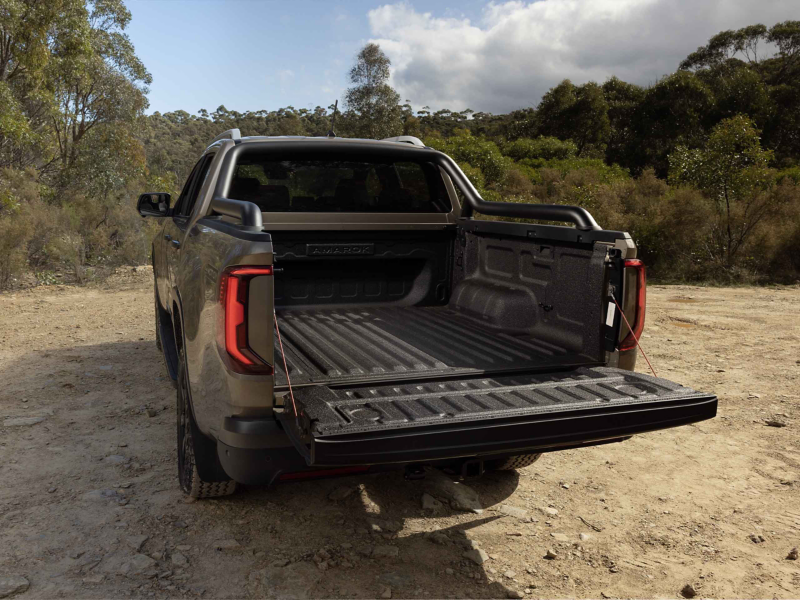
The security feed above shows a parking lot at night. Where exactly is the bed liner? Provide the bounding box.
[273,305,598,389]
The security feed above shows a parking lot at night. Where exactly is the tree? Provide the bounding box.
[602,77,645,168]
[343,43,402,139]
[669,115,776,268]
[49,0,151,177]
[680,21,800,162]
[535,80,610,156]
[626,71,714,176]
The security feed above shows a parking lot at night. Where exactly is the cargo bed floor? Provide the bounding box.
[273,306,596,388]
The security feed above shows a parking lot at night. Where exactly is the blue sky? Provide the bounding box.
[127,0,487,115]
[127,0,799,116]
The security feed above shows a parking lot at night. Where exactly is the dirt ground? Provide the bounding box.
[1,269,798,599]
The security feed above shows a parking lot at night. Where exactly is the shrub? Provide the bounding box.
[501,137,577,161]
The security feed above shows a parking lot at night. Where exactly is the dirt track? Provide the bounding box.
[1,270,799,599]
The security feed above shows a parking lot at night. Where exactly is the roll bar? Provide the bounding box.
[210,197,262,229]
[209,140,601,231]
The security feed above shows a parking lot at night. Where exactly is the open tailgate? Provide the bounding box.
[276,367,716,466]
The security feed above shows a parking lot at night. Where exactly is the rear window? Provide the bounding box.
[228,156,451,213]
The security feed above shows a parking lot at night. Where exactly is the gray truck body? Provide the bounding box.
[141,133,716,489]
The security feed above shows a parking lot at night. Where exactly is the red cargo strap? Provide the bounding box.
[273,310,298,417]
[611,295,658,378]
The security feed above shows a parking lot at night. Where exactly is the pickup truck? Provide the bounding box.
[137,129,717,498]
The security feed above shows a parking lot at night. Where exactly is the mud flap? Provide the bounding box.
[276,367,716,467]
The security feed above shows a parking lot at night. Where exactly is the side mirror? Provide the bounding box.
[137,192,171,217]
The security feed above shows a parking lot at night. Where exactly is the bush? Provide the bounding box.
[502,137,578,161]
[425,131,512,187]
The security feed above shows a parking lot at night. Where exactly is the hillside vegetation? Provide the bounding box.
[1,2,799,287]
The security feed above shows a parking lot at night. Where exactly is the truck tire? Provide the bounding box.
[177,361,237,498]
[487,453,542,471]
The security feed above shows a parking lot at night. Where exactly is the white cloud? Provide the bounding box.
[367,0,798,113]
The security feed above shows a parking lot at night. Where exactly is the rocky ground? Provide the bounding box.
[0,269,799,599]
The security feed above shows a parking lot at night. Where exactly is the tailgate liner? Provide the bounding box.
[277,367,717,466]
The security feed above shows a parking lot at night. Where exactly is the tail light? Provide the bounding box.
[219,266,273,374]
[619,259,646,352]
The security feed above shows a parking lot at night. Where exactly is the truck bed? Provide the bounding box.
[273,306,599,389]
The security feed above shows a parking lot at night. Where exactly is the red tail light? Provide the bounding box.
[619,259,646,352]
[219,266,273,374]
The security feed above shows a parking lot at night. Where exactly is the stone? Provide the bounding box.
[680,584,697,599]
[445,568,454,575]
[424,470,482,513]
[579,533,591,541]
[463,549,490,565]
[213,539,241,552]
[381,586,392,599]
[787,547,799,560]
[120,554,157,577]
[126,535,149,552]
[421,493,444,512]
[257,561,323,599]
[171,553,188,567]
[539,507,559,517]
[764,419,787,428]
[373,545,399,558]
[3,416,45,427]
[749,533,765,544]
[428,532,449,546]
[544,549,557,560]
[146,408,158,418]
[507,591,524,599]
[176,545,191,552]
[550,533,569,543]
[379,572,411,587]
[504,569,516,578]
[328,485,356,501]
[104,454,128,464]
[0,576,29,598]
[498,505,528,519]
[270,558,290,568]
[83,488,122,502]
[357,545,374,557]
[82,574,105,584]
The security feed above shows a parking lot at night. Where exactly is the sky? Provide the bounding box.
[127,0,799,117]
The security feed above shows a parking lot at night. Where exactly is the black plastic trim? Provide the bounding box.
[458,218,630,245]
[197,217,273,242]
[279,393,716,466]
[209,197,263,229]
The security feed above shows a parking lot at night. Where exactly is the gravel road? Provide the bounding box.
[1,269,798,599]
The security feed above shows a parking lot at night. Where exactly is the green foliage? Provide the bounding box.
[536,80,611,156]
[669,115,777,268]
[501,137,577,161]
[425,130,512,187]
[2,8,800,287]
[343,44,402,139]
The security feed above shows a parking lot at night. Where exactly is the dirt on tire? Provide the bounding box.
[1,268,799,598]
